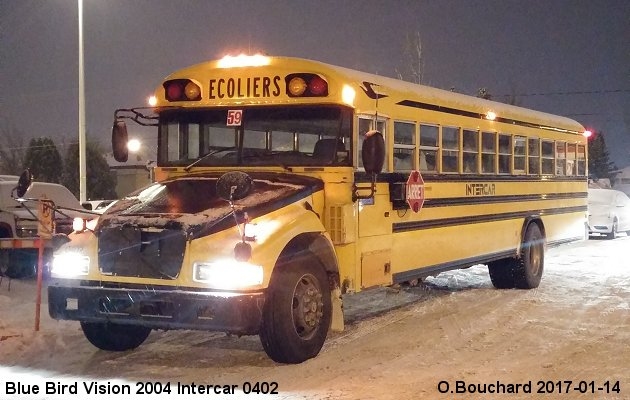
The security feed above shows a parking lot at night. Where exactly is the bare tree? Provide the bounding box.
[477,88,492,100]
[502,85,523,106]
[396,31,425,84]
[0,117,28,175]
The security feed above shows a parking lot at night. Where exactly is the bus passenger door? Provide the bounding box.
[356,116,393,289]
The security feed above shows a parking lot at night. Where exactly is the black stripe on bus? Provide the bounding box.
[391,205,587,233]
[354,171,587,184]
[396,99,581,134]
[422,192,586,208]
[391,235,584,283]
[392,249,516,283]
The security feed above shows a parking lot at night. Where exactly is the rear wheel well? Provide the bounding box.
[521,217,546,246]
[0,223,12,238]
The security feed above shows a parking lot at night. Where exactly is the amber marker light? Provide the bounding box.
[288,77,307,96]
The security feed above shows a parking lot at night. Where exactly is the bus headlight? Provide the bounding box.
[193,260,263,289]
[51,252,90,277]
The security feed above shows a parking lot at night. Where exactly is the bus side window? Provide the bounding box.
[566,143,577,176]
[419,124,438,172]
[576,144,586,176]
[541,140,555,174]
[441,126,459,173]
[555,141,566,176]
[528,137,540,175]
[462,129,479,173]
[513,135,526,173]
[498,134,511,174]
[357,117,386,170]
[481,131,496,174]
[393,121,415,171]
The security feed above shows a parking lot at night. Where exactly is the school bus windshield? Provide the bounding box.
[158,105,353,168]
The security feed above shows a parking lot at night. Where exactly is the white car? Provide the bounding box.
[588,188,630,239]
[82,199,118,213]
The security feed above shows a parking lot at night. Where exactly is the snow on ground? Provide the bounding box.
[0,236,629,399]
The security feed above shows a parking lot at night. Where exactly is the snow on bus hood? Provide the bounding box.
[98,173,323,237]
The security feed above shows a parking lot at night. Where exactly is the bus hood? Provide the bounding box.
[97,172,324,238]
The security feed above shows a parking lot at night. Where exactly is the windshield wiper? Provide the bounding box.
[184,147,237,171]
[241,151,292,171]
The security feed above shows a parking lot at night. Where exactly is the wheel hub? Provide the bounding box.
[292,275,324,339]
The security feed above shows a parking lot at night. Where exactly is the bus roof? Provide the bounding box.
[159,56,585,135]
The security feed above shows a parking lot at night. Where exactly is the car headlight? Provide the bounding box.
[51,252,90,277]
[193,260,263,289]
[73,217,98,233]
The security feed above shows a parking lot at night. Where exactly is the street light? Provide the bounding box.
[78,0,87,203]
[127,139,141,153]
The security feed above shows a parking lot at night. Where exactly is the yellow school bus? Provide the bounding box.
[48,55,588,363]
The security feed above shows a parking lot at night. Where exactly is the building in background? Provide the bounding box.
[106,154,153,198]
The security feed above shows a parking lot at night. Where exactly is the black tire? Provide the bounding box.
[0,249,9,277]
[487,258,516,289]
[513,223,545,289]
[80,322,151,351]
[259,254,332,364]
[605,220,617,240]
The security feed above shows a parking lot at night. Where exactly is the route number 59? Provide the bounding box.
[226,110,243,126]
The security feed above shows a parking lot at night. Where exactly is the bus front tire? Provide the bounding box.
[80,322,151,351]
[259,257,331,364]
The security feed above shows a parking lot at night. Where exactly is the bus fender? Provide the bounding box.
[276,227,344,332]
[519,216,546,253]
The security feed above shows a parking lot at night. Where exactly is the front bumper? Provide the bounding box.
[48,283,265,335]
[588,222,612,234]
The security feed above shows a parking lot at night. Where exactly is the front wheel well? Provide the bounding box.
[275,233,340,291]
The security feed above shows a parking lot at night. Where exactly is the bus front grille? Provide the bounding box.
[98,226,185,279]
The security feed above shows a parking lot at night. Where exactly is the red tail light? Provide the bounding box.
[285,74,328,97]
[163,79,202,102]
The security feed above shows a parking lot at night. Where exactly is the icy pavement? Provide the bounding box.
[1,236,628,399]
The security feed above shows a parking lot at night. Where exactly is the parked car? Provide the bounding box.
[82,199,118,213]
[587,188,630,239]
[0,178,94,278]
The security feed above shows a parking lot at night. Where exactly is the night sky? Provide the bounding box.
[1,0,628,167]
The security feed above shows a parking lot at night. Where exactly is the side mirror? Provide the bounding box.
[353,130,385,202]
[112,120,129,162]
[361,130,385,175]
[14,169,33,198]
[216,171,253,201]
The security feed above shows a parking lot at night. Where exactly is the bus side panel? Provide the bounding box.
[390,219,521,276]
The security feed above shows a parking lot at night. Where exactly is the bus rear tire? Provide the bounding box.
[513,223,544,289]
[487,259,515,289]
[80,322,151,351]
[259,255,331,364]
